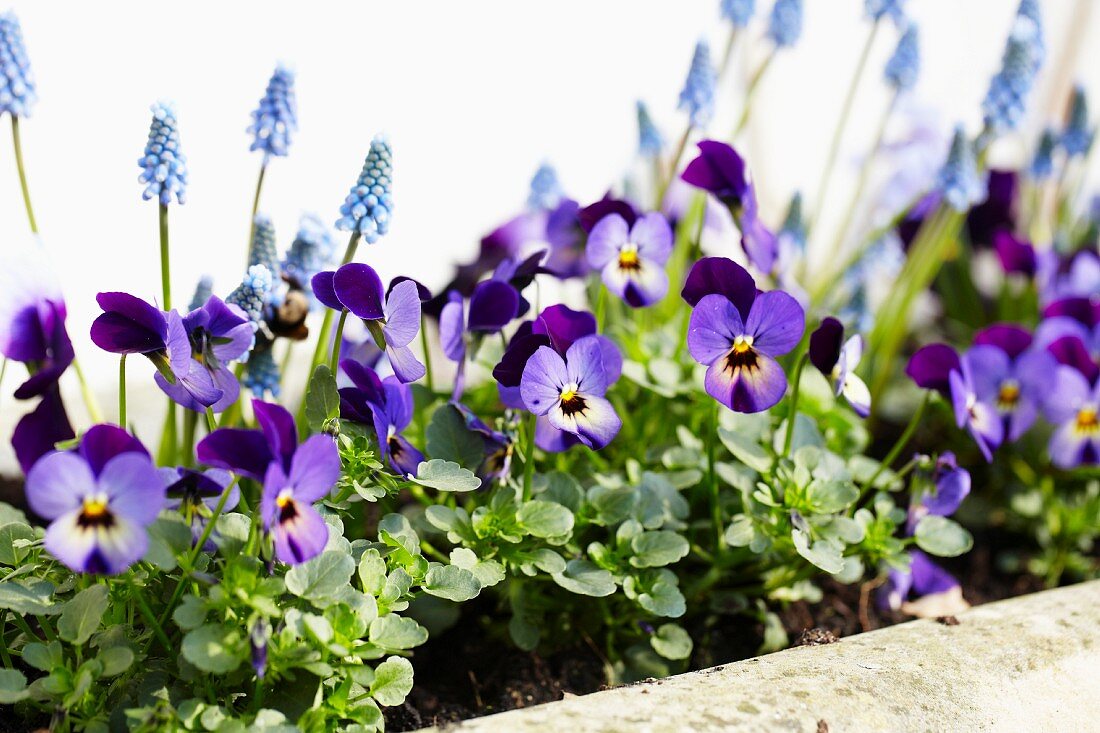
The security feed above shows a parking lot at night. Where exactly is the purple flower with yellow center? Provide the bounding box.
[970,324,1055,441]
[684,257,804,413]
[809,317,871,417]
[312,263,425,383]
[440,280,522,398]
[339,359,424,476]
[197,400,340,564]
[26,425,165,575]
[1043,362,1099,469]
[160,466,238,546]
[585,212,673,307]
[521,337,622,450]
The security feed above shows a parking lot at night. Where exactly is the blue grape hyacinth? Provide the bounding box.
[1029,128,1056,180]
[335,134,393,243]
[636,101,664,158]
[678,40,716,128]
[138,102,189,205]
[865,0,905,24]
[720,0,755,28]
[249,214,280,276]
[248,64,297,159]
[0,11,36,117]
[884,25,919,91]
[227,264,273,325]
[937,126,983,211]
[981,3,1044,134]
[282,213,336,297]
[766,0,804,48]
[527,163,562,210]
[1061,85,1093,158]
[243,347,280,398]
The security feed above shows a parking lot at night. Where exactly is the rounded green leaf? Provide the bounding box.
[629,531,690,568]
[914,515,973,557]
[370,656,414,707]
[423,564,482,602]
[285,551,356,602]
[181,624,246,674]
[0,668,28,704]
[58,585,109,646]
[368,615,428,650]
[516,500,575,538]
[650,623,693,660]
[411,460,482,492]
[551,560,616,597]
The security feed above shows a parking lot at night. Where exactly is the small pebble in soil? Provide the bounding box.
[796,628,840,646]
[817,719,830,733]
[937,615,960,626]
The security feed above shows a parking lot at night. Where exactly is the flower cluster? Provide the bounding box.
[0,11,36,117]
[248,64,298,159]
[335,134,394,242]
[137,102,188,206]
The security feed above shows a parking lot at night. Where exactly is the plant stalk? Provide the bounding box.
[11,116,37,233]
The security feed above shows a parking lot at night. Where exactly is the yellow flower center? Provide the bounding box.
[618,243,640,270]
[997,380,1021,409]
[82,495,108,518]
[1077,407,1100,434]
[732,335,754,354]
[560,388,577,403]
[275,488,294,509]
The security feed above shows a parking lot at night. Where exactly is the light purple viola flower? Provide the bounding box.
[879,549,963,614]
[260,434,341,565]
[520,338,622,450]
[969,325,1056,441]
[1038,249,1100,305]
[160,467,238,546]
[586,212,673,307]
[439,280,521,398]
[25,425,165,575]
[312,263,425,383]
[1036,300,1100,372]
[1042,364,1100,469]
[809,317,871,417]
[906,452,971,534]
[684,258,804,413]
[949,347,1005,462]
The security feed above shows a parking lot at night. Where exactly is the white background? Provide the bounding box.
[1,0,1097,470]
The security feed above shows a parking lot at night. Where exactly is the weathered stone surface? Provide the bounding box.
[417,581,1100,732]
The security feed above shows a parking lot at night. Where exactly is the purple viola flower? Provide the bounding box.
[25,425,165,575]
[440,280,522,398]
[160,466,239,546]
[0,253,74,400]
[585,212,673,307]
[993,230,1037,277]
[1035,303,1099,372]
[949,347,1006,462]
[1039,249,1100,305]
[1043,364,1099,469]
[684,258,804,413]
[809,317,871,417]
[521,338,622,450]
[879,549,965,615]
[906,452,971,534]
[312,264,425,383]
[90,292,222,408]
[966,170,1019,248]
[12,390,75,475]
[453,402,514,482]
[905,343,961,397]
[338,359,424,476]
[579,196,638,233]
[970,324,1055,441]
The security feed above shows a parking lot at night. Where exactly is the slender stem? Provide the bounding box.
[181,410,198,467]
[866,392,929,489]
[717,26,741,82]
[247,159,268,266]
[521,413,537,502]
[118,356,127,427]
[131,581,172,652]
[306,232,362,374]
[204,407,217,432]
[158,203,172,310]
[657,125,692,208]
[11,116,38,234]
[420,316,435,394]
[9,614,42,644]
[732,49,776,139]
[71,356,104,423]
[0,613,12,668]
[782,352,810,456]
[706,401,723,549]
[330,310,349,374]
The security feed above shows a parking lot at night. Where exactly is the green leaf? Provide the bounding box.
[58,585,109,646]
[285,551,356,602]
[650,623,693,660]
[717,428,772,473]
[358,550,389,596]
[368,615,428,650]
[808,479,860,514]
[449,548,505,588]
[21,641,61,671]
[629,531,690,568]
[425,405,485,469]
[791,529,845,573]
[0,668,28,704]
[305,364,341,433]
[370,656,414,707]
[423,564,482,602]
[914,515,973,557]
[551,560,616,597]
[145,515,193,571]
[0,579,57,615]
[0,522,36,566]
[724,516,755,547]
[98,646,135,677]
[181,624,246,674]
[516,500,574,539]
[508,614,541,651]
[410,460,482,492]
[173,595,208,630]
[635,571,686,617]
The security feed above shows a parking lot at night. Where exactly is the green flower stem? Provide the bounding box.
[420,316,435,394]
[9,613,42,644]
[0,613,12,668]
[656,124,693,209]
[247,159,268,266]
[181,410,198,468]
[717,26,742,82]
[782,351,810,457]
[522,412,537,502]
[706,400,724,550]
[731,48,776,139]
[204,407,217,433]
[131,580,172,652]
[11,116,37,234]
[808,20,881,231]
[159,203,172,310]
[330,310,349,374]
[865,391,929,490]
[71,356,105,424]
[118,356,127,427]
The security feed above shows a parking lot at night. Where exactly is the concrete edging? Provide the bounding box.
[418,580,1100,732]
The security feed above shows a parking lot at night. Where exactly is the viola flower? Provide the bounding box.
[339,359,424,476]
[970,324,1055,441]
[879,549,967,616]
[161,467,238,545]
[335,134,393,243]
[91,292,222,409]
[1043,364,1099,468]
[1038,250,1100,305]
[685,258,804,413]
[491,251,543,318]
[636,100,663,158]
[948,347,1006,461]
[0,11,37,117]
[26,425,164,575]
[138,102,188,205]
[248,64,297,159]
[1060,84,1093,158]
[1036,301,1099,371]
[766,0,804,48]
[440,281,521,398]
[884,24,920,92]
[312,263,425,383]
[809,317,871,417]
[993,230,1037,277]
[453,403,514,482]
[967,170,1020,247]
[586,212,673,307]
[0,250,74,400]
[521,338,622,450]
[906,452,971,534]
[678,40,716,128]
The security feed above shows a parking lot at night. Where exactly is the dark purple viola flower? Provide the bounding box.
[197,399,301,481]
[338,361,424,475]
[251,620,270,681]
[879,549,963,613]
[905,343,961,397]
[1036,317,1099,377]
[686,274,804,413]
[160,466,239,545]
[157,296,252,413]
[453,402,514,482]
[1043,365,1099,469]
[966,170,1018,248]
[973,323,1032,359]
[440,281,521,399]
[948,347,1005,462]
[578,195,638,233]
[312,264,425,383]
[260,433,341,564]
[12,389,75,474]
[681,257,757,318]
[906,452,971,534]
[492,249,545,318]
[1045,334,1100,386]
[992,230,1037,277]
[1041,296,1100,328]
[543,199,587,279]
[520,338,622,450]
[967,331,1055,442]
[387,276,432,303]
[586,213,673,307]
[809,317,871,417]
[25,425,164,575]
[896,192,940,250]
[0,260,74,400]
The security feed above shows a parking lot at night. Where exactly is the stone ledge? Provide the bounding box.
[418,580,1100,732]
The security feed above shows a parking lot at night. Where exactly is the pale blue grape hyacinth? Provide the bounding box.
[243,347,280,398]
[248,64,298,159]
[227,264,273,325]
[678,40,716,128]
[981,4,1043,134]
[937,126,983,211]
[527,163,562,210]
[0,11,36,117]
[335,134,393,243]
[138,102,188,205]
[282,213,336,301]
[766,0,803,48]
[865,0,905,24]
[1029,128,1056,180]
[249,214,280,276]
[884,25,919,91]
[188,275,214,312]
[1061,86,1093,158]
[720,0,755,28]
[636,101,664,158]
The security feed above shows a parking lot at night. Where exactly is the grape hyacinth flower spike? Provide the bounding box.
[721,0,755,28]
[884,24,919,92]
[0,11,37,117]
[527,163,563,210]
[1061,85,1094,158]
[248,64,298,159]
[335,134,393,244]
[25,425,165,575]
[585,212,673,307]
[1029,128,1056,181]
[684,257,805,413]
[937,126,983,212]
[809,317,871,417]
[636,100,664,158]
[981,2,1044,134]
[678,39,716,129]
[138,102,188,205]
[766,0,804,48]
[865,0,905,24]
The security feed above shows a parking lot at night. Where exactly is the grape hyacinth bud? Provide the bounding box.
[1029,127,1056,180]
[937,126,983,211]
[188,275,214,312]
[227,264,273,325]
[865,0,905,24]
[138,102,188,205]
[981,4,1044,134]
[1016,0,1044,60]
[636,101,664,158]
[1061,85,1094,158]
[282,212,336,292]
[720,0,755,28]
[678,40,716,128]
[249,214,280,275]
[335,134,393,243]
[766,0,804,48]
[779,192,806,252]
[248,64,297,159]
[527,163,562,210]
[884,25,920,92]
[0,11,36,117]
[243,346,280,398]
